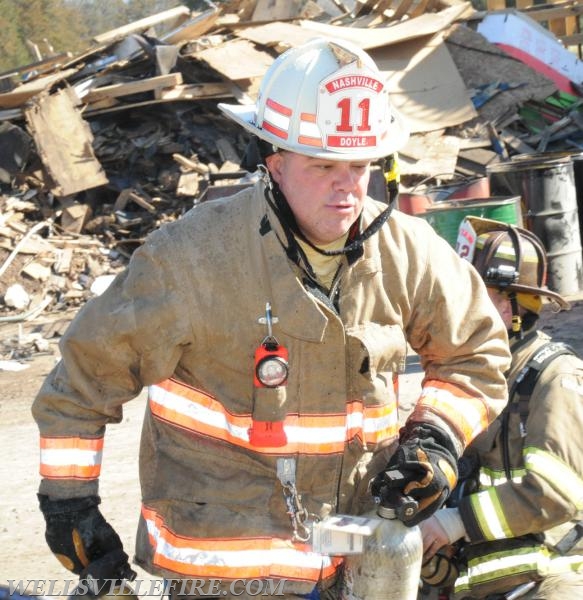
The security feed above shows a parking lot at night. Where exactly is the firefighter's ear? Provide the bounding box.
[265,152,284,185]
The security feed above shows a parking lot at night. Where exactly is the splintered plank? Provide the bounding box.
[24,88,108,197]
[84,73,183,104]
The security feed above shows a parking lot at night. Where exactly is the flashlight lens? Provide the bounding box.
[257,356,288,387]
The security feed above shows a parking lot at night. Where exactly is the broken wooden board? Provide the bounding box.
[83,73,183,103]
[0,68,78,109]
[176,172,200,197]
[24,88,108,197]
[299,2,474,49]
[252,0,306,20]
[0,52,72,84]
[353,0,442,20]
[162,6,220,44]
[83,88,240,116]
[216,138,242,165]
[61,203,92,234]
[157,82,234,101]
[173,153,210,175]
[234,22,321,50]
[301,0,345,19]
[399,131,461,176]
[21,261,52,281]
[234,2,469,57]
[113,189,156,214]
[523,0,583,22]
[194,38,275,82]
[93,5,191,45]
[53,246,73,274]
[456,146,500,175]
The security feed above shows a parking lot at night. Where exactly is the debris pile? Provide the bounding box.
[2,0,583,343]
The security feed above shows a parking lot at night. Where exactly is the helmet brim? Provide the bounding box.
[218,101,410,161]
[485,282,571,311]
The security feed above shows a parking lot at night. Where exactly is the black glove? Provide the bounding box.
[39,494,136,596]
[371,424,459,526]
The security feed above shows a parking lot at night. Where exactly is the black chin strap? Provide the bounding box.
[262,171,394,260]
[505,226,524,340]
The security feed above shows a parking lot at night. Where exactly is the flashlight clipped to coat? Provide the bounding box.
[249,302,289,447]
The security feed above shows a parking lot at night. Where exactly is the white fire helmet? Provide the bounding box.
[218,37,409,161]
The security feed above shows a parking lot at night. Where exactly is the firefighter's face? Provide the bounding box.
[487,288,514,329]
[266,151,371,246]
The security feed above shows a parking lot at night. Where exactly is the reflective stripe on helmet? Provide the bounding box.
[262,98,292,140]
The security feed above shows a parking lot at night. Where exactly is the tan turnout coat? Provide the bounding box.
[33,181,510,594]
[454,330,583,598]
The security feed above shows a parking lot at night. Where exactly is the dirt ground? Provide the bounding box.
[1,295,583,597]
[0,309,163,597]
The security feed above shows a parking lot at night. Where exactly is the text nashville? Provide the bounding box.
[326,76,382,93]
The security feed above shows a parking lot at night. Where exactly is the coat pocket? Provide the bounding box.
[346,322,407,379]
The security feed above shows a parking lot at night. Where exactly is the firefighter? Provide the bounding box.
[419,216,583,599]
[32,39,510,599]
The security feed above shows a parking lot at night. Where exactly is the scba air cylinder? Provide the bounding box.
[340,509,423,600]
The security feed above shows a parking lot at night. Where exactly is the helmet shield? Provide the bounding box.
[457,216,569,311]
[218,38,409,161]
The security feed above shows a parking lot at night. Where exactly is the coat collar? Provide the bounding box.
[253,182,331,343]
[250,181,386,343]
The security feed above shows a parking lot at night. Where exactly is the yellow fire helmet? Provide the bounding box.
[218,37,409,161]
[457,216,570,313]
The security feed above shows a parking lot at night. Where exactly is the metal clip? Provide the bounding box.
[282,481,311,543]
[258,302,279,345]
[277,457,312,542]
[258,164,273,191]
[277,457,296,486]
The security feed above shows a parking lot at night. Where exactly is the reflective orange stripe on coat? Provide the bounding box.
[39,436,103,479]
[142,505,342,581]
[149,378,398,453]
[417,379,490,445]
